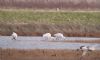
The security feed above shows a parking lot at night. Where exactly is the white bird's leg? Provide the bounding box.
[11,32,17,40]
[55,37,58,40]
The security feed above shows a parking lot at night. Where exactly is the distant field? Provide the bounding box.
[0,10,100,36]
[0,0,100,10]
[0,9,100,24]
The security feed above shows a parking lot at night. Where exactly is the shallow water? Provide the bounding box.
[0,36,100,50]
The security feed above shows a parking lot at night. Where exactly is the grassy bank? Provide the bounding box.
[0,10,100,24]
[0,48,100,60]
[0,10,100,36]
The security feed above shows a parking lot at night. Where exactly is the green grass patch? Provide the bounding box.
[0,10,100,26]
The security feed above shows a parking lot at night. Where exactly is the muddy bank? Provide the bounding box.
[65,40,100,43]
[0,23,100,37]
[0,48,100,60]
[50,40,100,43]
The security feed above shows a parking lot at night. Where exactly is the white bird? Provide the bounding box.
[42,33,52,40]
[77,45,96,56]
[11,32,18,40]
[54,33,65,40]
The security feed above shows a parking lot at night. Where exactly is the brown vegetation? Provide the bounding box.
[0,0,100,10]
[0,23,100,37]
[0,48,100,60]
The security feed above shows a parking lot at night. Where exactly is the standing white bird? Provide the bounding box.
[11,32,18,40]
[54,33,65,40]
[77,45,95,56]
[42,33,52,40]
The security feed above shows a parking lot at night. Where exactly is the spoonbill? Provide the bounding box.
[11,32,18,40]
[43,33,52,40]
[54,33,65,40]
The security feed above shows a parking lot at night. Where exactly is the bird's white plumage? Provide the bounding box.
[54,33,65,40]
[43,33,52,40]
[82,46,88,50]
[43,33,51,38]
[54,33,64,38]
[11,32,18,40]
